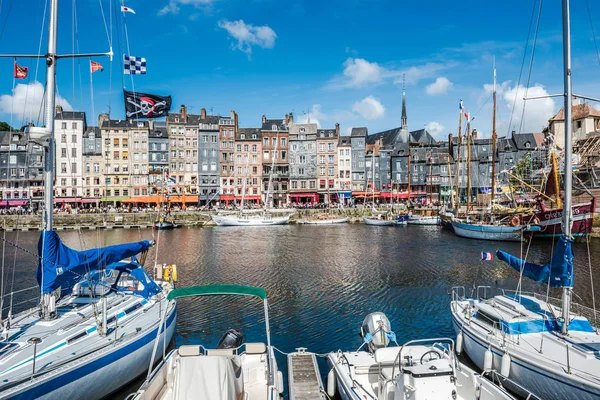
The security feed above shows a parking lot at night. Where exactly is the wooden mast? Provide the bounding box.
[491,63,497,209]
[454,108,463,212]
[428,151,433,204]
[407,146,411,204]
[466,116,472,212]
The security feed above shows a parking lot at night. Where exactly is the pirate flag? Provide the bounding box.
[123,90,172,119]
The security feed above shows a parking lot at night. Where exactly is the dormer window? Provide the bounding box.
[525,141,531,148]
[252,134,257,139]
[12,134,19,142]
[300,127,305,133]
[174,117,179,123]
[272,125,277,131]
[240,134,246,139]
[137,122,144,128]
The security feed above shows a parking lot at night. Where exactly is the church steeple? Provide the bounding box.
[401,74,407,129]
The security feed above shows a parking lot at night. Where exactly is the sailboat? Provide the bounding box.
[212,142,293,226]
[450,2,600,398]
[451,66,537,241]
[0,3,177,398]
[407,151,441,225]
[363,152,403,225]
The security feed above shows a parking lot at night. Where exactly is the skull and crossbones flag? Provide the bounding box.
[123,90,172,119]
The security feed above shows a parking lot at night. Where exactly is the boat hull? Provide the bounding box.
[451,312,600,400]
[7,304,177,400]
[407,216,440,225]
[298,217,349,225]
[362,217,395,226]
[212,214,290,226]
[529,200,595,238]
[153,222,177,230]
[451,220,522,241]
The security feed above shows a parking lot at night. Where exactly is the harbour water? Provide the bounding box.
[3,225,599,398]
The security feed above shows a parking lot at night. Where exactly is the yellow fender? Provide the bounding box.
[163,264,178,282]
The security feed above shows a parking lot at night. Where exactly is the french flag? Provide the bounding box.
[459,100,464,111]
[481,252,493,261]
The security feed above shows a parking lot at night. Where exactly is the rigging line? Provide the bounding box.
[0,0,13,42]
[586,235,597,327]
[518,0,544,135]
[19,0,44,128]
[97,0,112,47]
[112,0,125,90]
[73,0,84,112]
[72,0,75,108]
[121,2,136,96]
[586,0,600,67]
[507,0,539,137]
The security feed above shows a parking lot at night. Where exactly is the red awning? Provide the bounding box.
[0,200,29,207]
[220,194,235,201]
[290,193,318,199]
[80,198,100,204]
[54,197,79,203]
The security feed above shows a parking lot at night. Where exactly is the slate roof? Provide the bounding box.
[338,135,351,146]
[512,132,544,150]
[550,102,600,121]
[236,128,262,140]
[149,127,168,139]
[317,128,338,139]
[166,113,220,125]
[351,127,368,137]
[82,127,100,138]
[55,111,86,120]
[261,119,288,131]
[410,129,436,146]
[0,131,28,145]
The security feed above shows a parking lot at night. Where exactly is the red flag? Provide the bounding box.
[13,61,28,80]
[90,61,104,73]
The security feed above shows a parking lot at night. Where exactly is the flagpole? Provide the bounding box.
[89,59,96,128]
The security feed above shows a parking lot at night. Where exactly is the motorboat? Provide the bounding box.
[131,284,284,400]
[211,212,291,226]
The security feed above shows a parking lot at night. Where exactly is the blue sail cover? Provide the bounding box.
[36,231,152,294]
[496,235,574,288]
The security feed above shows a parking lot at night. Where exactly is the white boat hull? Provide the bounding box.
[362,217,395,226]
[212,214,290,226]
[6,303,177,400]
[451,304,600,400]
[298,217,348,225]
[407,216,440,225]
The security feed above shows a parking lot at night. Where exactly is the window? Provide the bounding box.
[86,164,91,173]
[328,143,334,151]
[61,148,67,158]
[328,155,335,164]
[319,143,325,152]
[264,151,270,160]
[292,181,297,189]
[61,163,67,173]
[244,144,249,152]
[299,155,306,164]
[328,167,334,176]
[320,167,325,176]
[122,151,129,160]
[71,162,77,173]
[72,122,77,129]
[61,122,67,129]
[71,148,77,158]
[94,163,100,173]
[72,134,77,143]
[300,181,306,189]
[319,155,325,164]
[113,138,120,146]
[240,134,246,139]
[298,168,305,175]
[252,144,257,152]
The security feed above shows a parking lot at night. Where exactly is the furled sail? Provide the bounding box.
[36,231,153,294]
[496,235,573,288]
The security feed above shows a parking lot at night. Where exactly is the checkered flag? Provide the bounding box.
[123,55,146,75]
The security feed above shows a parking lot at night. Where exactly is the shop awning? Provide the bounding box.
[121,195,199,204]
[0,199,29,207]
[101,196,131,202]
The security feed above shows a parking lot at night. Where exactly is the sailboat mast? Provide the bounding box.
[44,0,59,232]
[491,65,497,208]
[454,112,462,212]
[264,132,278,210]
[371,153,375,208]
[561,0,573,334]
[240,150,249,212]
[407,146,411,204]
[466,119,472,212]
[428,151,433,204]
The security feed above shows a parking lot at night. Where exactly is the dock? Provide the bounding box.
[287,348,327,400]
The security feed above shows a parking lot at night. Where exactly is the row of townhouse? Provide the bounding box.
[0,94,554,209]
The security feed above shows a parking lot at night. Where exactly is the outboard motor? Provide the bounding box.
[217,329,244,349]
[360,312,392,353]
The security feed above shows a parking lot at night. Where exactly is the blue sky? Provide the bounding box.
[2,0,600,140]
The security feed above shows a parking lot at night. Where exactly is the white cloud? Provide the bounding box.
[352,96,385,120]
[328,58,453,89]
[425,121,446,137]
[0,81,72,122]
[218,20,277,56]
[502,84,555,133]
[341,58,384,88]
[296,104,326,127]
[425,77,453,96]
[159,0,215,16]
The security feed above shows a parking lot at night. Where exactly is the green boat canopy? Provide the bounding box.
[167,284,267,301]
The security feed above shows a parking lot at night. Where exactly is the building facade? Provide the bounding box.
[0,131,44,209]
[289,123,318,204]
[219,112,237,205]
[82,127,103,200]
[234,128,262,205]
[336,135,352,204]
[54,108,85,198]
[197,109,225,207]
[261,114,291,207]
[166,106,199,195]
[149,124,169,187]
[316,125,339,203]
[350,127,367,192]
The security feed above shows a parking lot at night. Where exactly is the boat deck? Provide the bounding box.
[288,350,326,400]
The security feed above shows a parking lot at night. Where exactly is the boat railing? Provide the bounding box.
[482,370,543,400]
[477,286,493,300]
[392,338,455,379]
[451,286,465,302]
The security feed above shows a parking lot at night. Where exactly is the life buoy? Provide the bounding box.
[532,216,540,225]
[511,216,520,227]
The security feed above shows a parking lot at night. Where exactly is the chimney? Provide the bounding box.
[335,123,340,136]
[98,113,109,128]
[55,105,63,115]
[200,107,207,120]
[180,105,187,121]
[230,109,236,119]
[288,112,294,125]
[471,129,478,140]
[262,115,266,124]
[285,114,289,125]
[232,110,238,128]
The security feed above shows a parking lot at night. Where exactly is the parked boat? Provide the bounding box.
[451,3,600,399]
[153,220,178,230]
[451,219,525,241]
[131,284,284,400]
[407,214,440,225]
[530,198,596,238]
[363,215,395,226]
[212,212,291,226]
[298,215,349,224]
[326,312,538,400]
